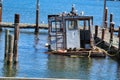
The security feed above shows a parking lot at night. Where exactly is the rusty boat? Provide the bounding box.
[46,5,106,57]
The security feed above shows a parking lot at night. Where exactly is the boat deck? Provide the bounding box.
[48,48,106,58]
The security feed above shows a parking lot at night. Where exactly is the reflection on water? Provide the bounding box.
[117,66,120,79]
[0,31,120,79]
[34,34,40,51]
[0,0,120,79]
[47,55,120,80]
[2,62,17,77]
[47,55,92,79]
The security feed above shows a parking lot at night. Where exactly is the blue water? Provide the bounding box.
[2,0,120,26]
[0,0,120,79]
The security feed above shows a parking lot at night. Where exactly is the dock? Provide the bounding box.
[0,22,48,29]
[0,77,76,80]
[94,25,120,59]
[95,28,118,49]
[0,0,119,59]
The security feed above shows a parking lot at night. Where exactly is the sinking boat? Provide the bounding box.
[46,5,106,57]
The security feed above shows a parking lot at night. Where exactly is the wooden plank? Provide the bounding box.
[0,22,48,29]
[0,77,77,80]
[49,51,106,57]
[94,27,119,49]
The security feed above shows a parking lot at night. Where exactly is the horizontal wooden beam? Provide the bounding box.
[0,77,76,80]
[0,22,48,29]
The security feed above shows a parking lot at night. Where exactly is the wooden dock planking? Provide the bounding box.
[0,77,77,80]
[0,22,48,29]
[94,28,119,49]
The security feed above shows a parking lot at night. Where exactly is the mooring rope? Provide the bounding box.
[108,39,113,52]
[96,46,118,57]
[88,50,91,57]
[102,48,116,57]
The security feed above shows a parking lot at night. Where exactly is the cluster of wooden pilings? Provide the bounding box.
[0,0,40,34]
[4,14,20,66]
[94,7,120,57]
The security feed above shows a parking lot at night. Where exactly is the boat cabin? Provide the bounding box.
[48,6,94,51]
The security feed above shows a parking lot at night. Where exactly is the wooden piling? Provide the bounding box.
[109,22,114,33]
[104,8,108,28]
[102,28,105,40]
[0,1,2,31]
[109,13,113,32]
[95,25,98,38]
[13,14,20,64]
[110,22,114,42]
[0,1,2,22]
[4,29,9,61]
[118,26,120,50]
[35,0,39,34]
[103,0,106,28]
[110,13,113,22]
[0,27,2,32]
[7,35,14,64]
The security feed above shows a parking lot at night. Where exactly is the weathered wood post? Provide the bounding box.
[105,7,108,28]
[0,0,2,31]
[118,26,120,50]
[90,18,94,48]
[83,20,86,30]
[109,13,113,32]
[103,0,106,28]
[110,13,113,22]
[0,0,2,22]
[109,22,114,32]
[7,35,14,64]
[94,25,98,38]
[13,14,20,64]
[110,22,114,44]
[0,26,2,32]
[35,0,39,34]
[102,28,105,40]
[4,29,9,61]
[0,29,2,32]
